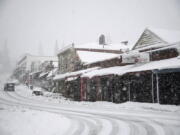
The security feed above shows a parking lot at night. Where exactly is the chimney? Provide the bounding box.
[99,34,106,45]
[121,41,128,45]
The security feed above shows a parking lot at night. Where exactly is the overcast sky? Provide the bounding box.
[0,0,180,61]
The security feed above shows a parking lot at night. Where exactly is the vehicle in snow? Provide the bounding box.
[4,83,15,91]
[32,90,43,96]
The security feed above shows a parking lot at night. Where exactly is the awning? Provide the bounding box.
[53,67,100,81]
[82,57,180,78]
[39,72,49,78]
[29,71,41,76]
[66,77,78,82]
[47,68,58,78]
[153,68,180,74]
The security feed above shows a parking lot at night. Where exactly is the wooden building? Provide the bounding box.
[132,27,180,52]
[81,55,180,105]
[57,42,128,74]
[53,28,180,105]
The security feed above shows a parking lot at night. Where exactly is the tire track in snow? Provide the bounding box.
[4,91,123,135]
[0,92,87,135]
[2,90,180,135]
[0,91,170,135]
[105,115,165,135]
[4,91,132,135]
[3,92,150,135]
[2,92,131,135]
[1,92,109,135]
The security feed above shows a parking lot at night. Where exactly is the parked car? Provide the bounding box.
[32,90,43,96]
[4,83,15,91]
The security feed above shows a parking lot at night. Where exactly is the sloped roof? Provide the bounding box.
[148,28,180,43]
[75,42,128,51]
[58,42,128,54]
[132,27,180,50]
[47,68,58,78]
[76,51,119,65]
[39,71,49,78]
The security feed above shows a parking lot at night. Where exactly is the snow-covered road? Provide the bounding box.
[0,85,180,135]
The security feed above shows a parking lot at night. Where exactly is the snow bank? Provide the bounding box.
[117,102,180,112]
[15,85,180,113]
[0,105,70,135]
[16,85,69,103]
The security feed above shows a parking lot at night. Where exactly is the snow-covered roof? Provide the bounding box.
[148,27,180,43]
[47,68,58,78]
[82,57,180,78]
[29,71,41,76]
[52,61,58,68]
[131,27,180,50]
[76,51,119,65]
[53,67,100,81]
[82,65,133,78]
[75,42,128,51]
[39,71,49,78]
[145,42,180,53]
[128,57,180,73]
[58,42,129,54]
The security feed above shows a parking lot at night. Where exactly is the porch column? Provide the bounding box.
[151,73,154,103]
[80,78,83,101]
[156,73,160,103]
[128,82,131,101]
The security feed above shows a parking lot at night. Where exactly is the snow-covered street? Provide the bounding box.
[0,85,180,135]
[1,0,180,135]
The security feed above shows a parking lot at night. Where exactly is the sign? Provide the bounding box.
[122,52,150,63]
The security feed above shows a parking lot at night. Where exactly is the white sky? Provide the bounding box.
[0,0,180,61]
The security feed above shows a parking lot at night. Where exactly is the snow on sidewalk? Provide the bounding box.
[0,104,70,135]
[16,85,180,114]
